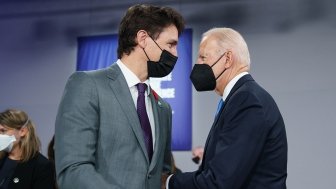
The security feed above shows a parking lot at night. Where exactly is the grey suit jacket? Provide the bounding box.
[55,63,173,189]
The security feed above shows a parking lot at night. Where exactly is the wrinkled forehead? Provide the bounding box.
[199,36,220,55]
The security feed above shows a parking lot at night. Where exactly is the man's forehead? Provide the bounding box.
[199,37,217,53]
[157,25,178,40]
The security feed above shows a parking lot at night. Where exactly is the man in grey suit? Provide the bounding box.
[55,4,184,189]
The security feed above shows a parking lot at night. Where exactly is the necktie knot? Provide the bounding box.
[137,83,147,94]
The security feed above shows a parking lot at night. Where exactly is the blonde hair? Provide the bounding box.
[203,27,250,67]
[0,109,41,162]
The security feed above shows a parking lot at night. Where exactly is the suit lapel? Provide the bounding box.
[106,64,150,164]
[148,89,162,171]
[201,74,254,169]
[213,74,254,125]
[224,74,254,106]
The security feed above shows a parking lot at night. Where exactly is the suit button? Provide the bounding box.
[147,174,152,179]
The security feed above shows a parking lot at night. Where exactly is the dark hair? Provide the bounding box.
[47,135,58,189]
[117,4,185,58]
[47,135,55,162]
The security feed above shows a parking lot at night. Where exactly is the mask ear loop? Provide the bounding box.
[143,48,151,61]
[210,53,226,68]
[18,119,30,141]
[149,36,163,51]
[209,52,227,80]
[22,119,29,128]
[215,68,227,80]
[143,34,163,61]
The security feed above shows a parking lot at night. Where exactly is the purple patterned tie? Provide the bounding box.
[136,83,153,161]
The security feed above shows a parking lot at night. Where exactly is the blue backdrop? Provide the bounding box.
[77,29,192,150]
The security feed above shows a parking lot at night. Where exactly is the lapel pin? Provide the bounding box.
[13,177,19,183]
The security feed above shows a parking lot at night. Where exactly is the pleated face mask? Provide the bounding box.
[0,134,16,152]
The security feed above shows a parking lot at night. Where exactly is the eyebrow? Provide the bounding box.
[199,51,208,57]
[168,39,178,45]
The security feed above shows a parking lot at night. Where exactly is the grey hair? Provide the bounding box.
[202,27,250,67]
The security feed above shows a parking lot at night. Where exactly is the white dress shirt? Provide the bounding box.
[222,72,249,102]
[116,59,156,148]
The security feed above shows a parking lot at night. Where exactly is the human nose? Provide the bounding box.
[197,57,204,64]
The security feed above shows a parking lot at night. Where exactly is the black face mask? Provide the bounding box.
[143,37,178,78]
[190,53,226,91]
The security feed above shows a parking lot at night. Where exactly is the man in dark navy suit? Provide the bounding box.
[166,27,287,189]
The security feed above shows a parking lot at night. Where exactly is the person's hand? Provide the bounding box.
[192,146,204,164]
[161,173,169,189]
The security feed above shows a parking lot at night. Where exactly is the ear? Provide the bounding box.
[224,50,234,68]
[136,30,148,49]
[19,126,28,137]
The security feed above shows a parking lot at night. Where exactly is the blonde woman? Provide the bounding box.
[0,109,54,189]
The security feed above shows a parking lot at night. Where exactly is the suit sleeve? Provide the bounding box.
[55,72,122,189]
[170,91,270,189]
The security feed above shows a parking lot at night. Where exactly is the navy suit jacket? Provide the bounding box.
[170,74,287,189]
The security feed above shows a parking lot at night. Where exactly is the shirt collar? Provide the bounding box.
[222,72,248,102]
[116,59,150,95]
